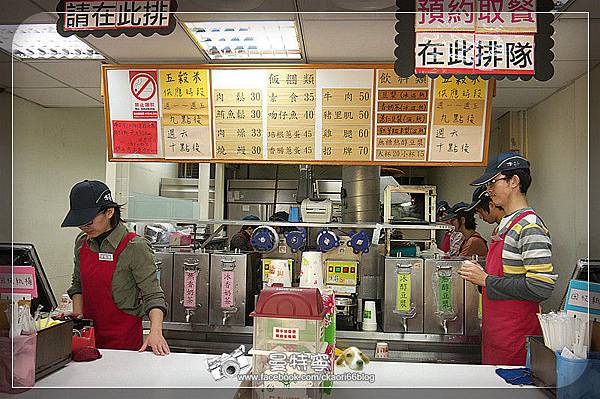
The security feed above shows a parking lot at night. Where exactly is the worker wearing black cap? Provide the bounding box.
[459,152,556,366]
[468,185,505,229]
[62,180,169,356]
[438,201,464,256]
[441,202,487,258]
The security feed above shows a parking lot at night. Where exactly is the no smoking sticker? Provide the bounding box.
[129,70,159,119]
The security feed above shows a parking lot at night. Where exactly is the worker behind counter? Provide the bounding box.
[459,152,556,366]
[230,215,260,252]
[61,180,169,356]
[441,202,488,258]
[437,200,464,256]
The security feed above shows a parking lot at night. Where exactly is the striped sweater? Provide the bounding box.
[486,208,557,302]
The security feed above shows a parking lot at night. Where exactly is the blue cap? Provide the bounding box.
[465,186,490,211]
[440,202,470,222]
[471,151,530,186]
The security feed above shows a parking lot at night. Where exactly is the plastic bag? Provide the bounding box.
[0,331,37,392]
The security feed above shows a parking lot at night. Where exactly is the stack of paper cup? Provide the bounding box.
[363,300,377,331]
[267,259,292,287]
[299,251,324,291]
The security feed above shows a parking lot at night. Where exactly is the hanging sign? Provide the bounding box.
[56,0,178,37]
[395,0,555,80]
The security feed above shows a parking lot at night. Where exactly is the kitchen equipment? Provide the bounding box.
[300,251,324,290]
[301,198,333,223]
[172,251,210,324]
[316,229,340,253]
[383,257,424,333]
[250,225,279,253]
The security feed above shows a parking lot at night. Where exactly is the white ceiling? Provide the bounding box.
[0,0,597,120]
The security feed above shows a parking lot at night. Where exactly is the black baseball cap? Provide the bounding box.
[437,200,450,214]
[440,202,470,222]
[466,186,490,211]
[61,180,118,227]
[471,151,530,186]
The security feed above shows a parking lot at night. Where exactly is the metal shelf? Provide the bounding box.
[127,218,452,231]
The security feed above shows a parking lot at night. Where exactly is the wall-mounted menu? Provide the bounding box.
[213,88,263,160]
[160,69,211,160]
[104,64,492,165]
[321,88,372,162]
[266,69,317,161]
[374,70,430,162]
[427,76,489,163]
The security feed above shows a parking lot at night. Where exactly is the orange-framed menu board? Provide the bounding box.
[103,64,494,166]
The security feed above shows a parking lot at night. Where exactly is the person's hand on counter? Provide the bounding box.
[139,308,170,356]
[458,260,488,287]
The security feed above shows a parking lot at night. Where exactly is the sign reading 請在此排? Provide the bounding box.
[56,0,178,38]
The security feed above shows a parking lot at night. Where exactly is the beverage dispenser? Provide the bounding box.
[153,251,174,322]
[383,257,424,333]
[424,259,465,335]
[209,252,254,326]
[172,251,210,324]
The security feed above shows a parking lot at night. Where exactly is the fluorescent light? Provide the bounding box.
[185,21,302,60]
[0,24,104,60]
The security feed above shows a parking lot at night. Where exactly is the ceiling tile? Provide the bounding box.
[83,23,208,63]
[177,12,297,22]
[11,87,102,107]
[0,0,45,24]
[26,60,102,87]
[301,19,396,62]
[493,87,560,108]
[552,18,599,61]
[495,60,589,89]
[176,0,296,12]
[297,0,395,13]
[1,61,67,88]
[77,87,102,102]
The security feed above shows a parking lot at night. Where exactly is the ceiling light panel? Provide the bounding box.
[0,24,104,60]
[185,21,302,60]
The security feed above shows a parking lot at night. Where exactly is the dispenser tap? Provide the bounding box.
[185,308,195,323]
[442,315,458,334]
[222,307,239,325]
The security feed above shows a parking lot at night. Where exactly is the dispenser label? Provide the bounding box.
[438,275,453,313]
[221,270,235,308]
[396,273,411,312]
[183,269,197,308]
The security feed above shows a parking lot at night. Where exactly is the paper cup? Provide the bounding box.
[363,300,377,331]
[299,251,324,291]
[267,259,292,287]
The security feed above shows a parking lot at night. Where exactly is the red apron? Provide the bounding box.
[79,232,143,351]
[481,210,542,366]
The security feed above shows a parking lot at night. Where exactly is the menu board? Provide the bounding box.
[160,69,211,160]
[321,88,372,162]
[266,69,317,161]
[428,76,489,162]
[374,69,430,162]
[103,64,493,165]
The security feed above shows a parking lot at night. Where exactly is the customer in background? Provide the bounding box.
[459,151,556,366]
[439,202,465,256]
[62,180,169,356]
[230,215,260,252]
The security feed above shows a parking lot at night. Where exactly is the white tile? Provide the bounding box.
[493,87,560,108]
